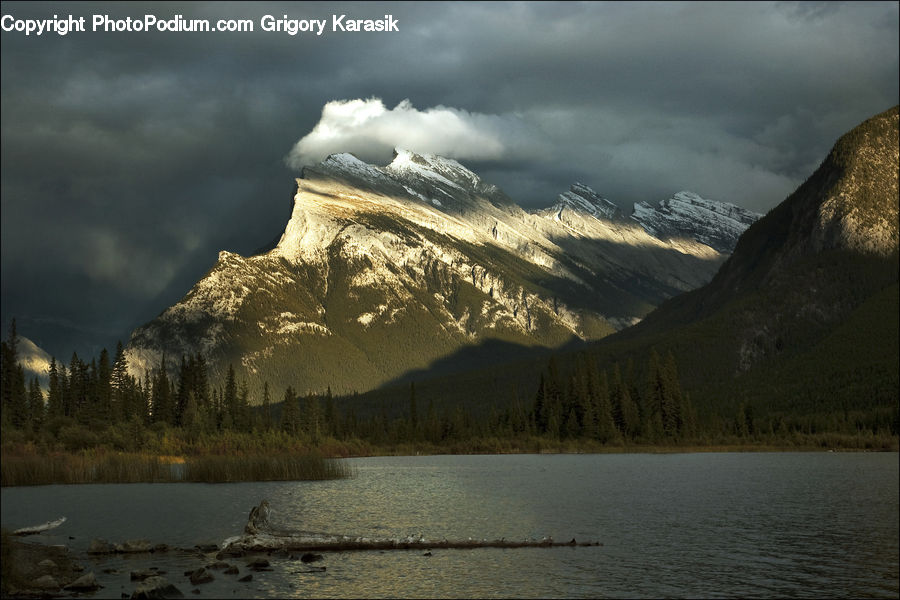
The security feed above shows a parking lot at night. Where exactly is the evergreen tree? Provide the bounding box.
[236,380,251,432]
[175,356,189,427]
[532,373,547,433]
[27,376,45,431]
[595,369,619,444]
[324,387,338,438]
[47,357,63,418]
[408,382,419,439]
[303,393,321,441]
[661,351,684,437]
[182,390,201,442]
[67,352,87,422]
[110,342,128,423]
[223,364,237,430]
[611,363,638,439]
[151,355,173,425]
[0,319,24,427]
[97,348,112,425]
[280,386,299,435]
[261,381,273,431]
[425,398,440,443]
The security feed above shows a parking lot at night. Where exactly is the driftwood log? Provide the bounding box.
[13,517,67,536]
[221,500,601,554]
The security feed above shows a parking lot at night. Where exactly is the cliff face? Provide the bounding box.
[626,106,900,374]
[125,149,752,395]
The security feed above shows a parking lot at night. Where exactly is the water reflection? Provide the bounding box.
[1,453,897,599]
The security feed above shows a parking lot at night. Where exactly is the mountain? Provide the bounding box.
[551,182,622,221]
[125,149,756,395]
[631,191,761,254]
[17,336,53,391]
[599,105,899,421]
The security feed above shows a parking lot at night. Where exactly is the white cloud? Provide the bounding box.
[285,98,542,169]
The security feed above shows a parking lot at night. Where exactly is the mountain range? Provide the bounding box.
[536,105,899,428]
[124,149,758,395]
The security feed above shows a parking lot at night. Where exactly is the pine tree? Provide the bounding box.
[27,376,45,431]
[408,382,419,440]
[47,357,63,418]
[110,342,128,423]
[611,363,638,439]
[97,348,112,425]
[425,398,440,443]
[303,393,321,441]
[595,369,619,444]
[67,353,87,422]
[0,319,20,427]
[223,364,237,430]
[661,351,684,437]
[280,386,299,436]
[324,387,338,438]
[151,355,173,425]
[261,381,273,431]
[175,355,189,428]
[236,380,250,432]
[532,373,547,433]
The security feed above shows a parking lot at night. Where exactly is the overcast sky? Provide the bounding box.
[2,1,898,360]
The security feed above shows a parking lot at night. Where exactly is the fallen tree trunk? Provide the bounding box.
[13,516,67,536]
[220,500,601,554]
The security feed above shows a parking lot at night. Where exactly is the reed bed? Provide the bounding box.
[0,452,351,486]
[181,453,352,483]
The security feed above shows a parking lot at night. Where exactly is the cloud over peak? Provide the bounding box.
[285,98,541,169]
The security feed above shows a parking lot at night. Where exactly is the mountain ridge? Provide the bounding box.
[124,148,757,395]
[608,105,898,386]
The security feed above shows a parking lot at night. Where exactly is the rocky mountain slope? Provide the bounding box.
[125,149,756,395]
[631,191,760,254]
[606,105,898,412]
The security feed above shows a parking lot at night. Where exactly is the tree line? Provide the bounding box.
[2,318,895,451]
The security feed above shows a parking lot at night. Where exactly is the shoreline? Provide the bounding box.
[2,440,897,487]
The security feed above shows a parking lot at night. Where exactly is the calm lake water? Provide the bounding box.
[2,453,898,598]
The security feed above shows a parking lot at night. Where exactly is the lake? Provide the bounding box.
[2,453,898,598]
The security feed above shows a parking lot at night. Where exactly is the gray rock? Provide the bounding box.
[223,566,239,575]
[188,568,214,585]
[246,557,269,570]
[131,575,184,599]
[215,548,243,559]
[88,538,116,554]
[131,569,157,581]
[238,574,253,582]
[38,558,58,569]
[300,553,323,563]
[31,575,59,590]
[205,561,231,570]
[119,539,153,553]
[65,572,101,591]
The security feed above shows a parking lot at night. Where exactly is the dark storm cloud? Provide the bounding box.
[1,1,897,359]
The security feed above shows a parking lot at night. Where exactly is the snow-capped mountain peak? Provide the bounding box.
[631,191,762,254]
[316,152,391,183]
[125,152,751,396]
[385,148,481,190]
[554,183,621,221]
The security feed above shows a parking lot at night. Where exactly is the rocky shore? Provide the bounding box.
[2,500,600,598]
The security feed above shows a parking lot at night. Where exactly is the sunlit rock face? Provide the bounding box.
[126,149,756,395]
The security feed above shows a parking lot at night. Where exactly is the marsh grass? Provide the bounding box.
[181,453,351,483]
[0,451,351,486]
